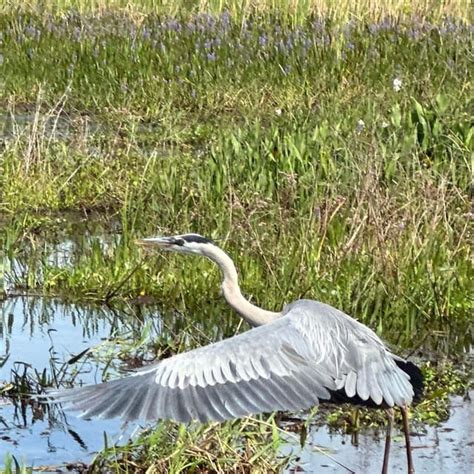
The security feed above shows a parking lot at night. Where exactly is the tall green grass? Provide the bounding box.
[2,0,471,21]
[1,454,32,474]
[1,9,471,350]
[89,416,289,473]
[2,105,471,350]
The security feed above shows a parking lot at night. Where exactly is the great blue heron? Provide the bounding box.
[47,233,423,473]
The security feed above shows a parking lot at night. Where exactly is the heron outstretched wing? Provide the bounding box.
[48,300,416,423]
[285,300,415,408]
[47,313,335,423]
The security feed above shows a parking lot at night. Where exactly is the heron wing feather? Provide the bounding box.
[47,314,333,422]
[47,299,416,422]
[286,300,415,407]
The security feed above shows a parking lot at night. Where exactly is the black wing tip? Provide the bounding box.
[327,389,381,408]
[395,360,424,402]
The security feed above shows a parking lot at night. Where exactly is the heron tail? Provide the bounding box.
[395,360,424,403]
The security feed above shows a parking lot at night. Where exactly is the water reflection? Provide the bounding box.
[4,227,472,357]
[0,112,78,141]
[1,297,145,375]
[0,295,237,468]
[4,227,119,294]
[282,392,474,473]
[0,297,164,466]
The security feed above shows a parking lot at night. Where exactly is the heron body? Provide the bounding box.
[47,233,422,473]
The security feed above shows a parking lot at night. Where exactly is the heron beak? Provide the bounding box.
[135,237,174,249]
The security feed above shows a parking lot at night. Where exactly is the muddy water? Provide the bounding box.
[1,297,472,472]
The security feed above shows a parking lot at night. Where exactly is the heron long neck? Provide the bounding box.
[203,245,282,326]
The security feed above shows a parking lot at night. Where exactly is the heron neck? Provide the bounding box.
[203,245,281,327]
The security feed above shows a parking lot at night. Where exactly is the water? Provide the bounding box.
[0,111,98,142]
[0,111,176,162]
[0,297,161,467]
[282,393,474,472]
[1,297,472,472]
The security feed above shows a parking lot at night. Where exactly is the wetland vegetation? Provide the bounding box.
[0,0,472,472]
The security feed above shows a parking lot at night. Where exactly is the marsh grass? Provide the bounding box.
[88,416,290,473]
[1,454,32,474]
[2,96,471,349]
[3,1,471,22]
[1,0,471,378]
[0,3,472,471]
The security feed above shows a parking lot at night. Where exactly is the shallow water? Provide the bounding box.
[0,111,107,143]
[0,297,158,467]
[282,392,474,472]
[1,297,472,472]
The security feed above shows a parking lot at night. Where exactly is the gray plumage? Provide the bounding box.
[47,240,414,423]
[46,233,421,473]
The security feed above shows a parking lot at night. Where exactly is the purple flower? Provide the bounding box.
[46,21,56,34]
[72,26,81,41]
[312,19,324,32]
[24,25,36,37]
[368,24,378,35]
[220,10,231,30]
[207,52,216,61]
[25,25,41,40]
[165,19,180,32]
[407,28,420,40]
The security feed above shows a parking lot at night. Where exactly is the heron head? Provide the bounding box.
[136,233,215,256]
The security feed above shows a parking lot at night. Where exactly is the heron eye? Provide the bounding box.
[174,238,185,246]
